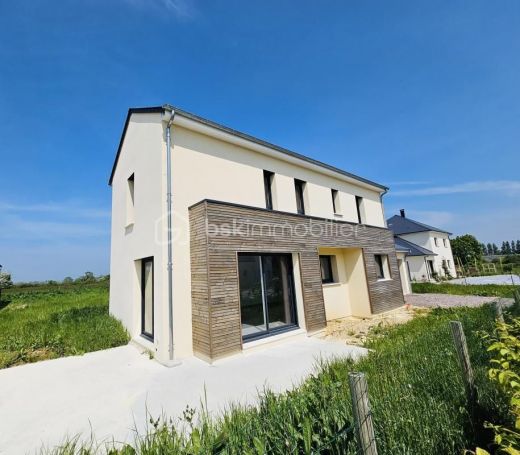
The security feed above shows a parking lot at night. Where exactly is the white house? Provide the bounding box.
[109,104,405,365]
[388,210,457,282]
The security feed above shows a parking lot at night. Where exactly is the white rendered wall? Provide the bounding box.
[109,113,170,362]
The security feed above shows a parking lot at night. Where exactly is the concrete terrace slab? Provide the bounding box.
[0,337,365,454]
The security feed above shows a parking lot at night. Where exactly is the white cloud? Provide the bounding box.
[0,201,110,218]
[387,180,431,186]
[122,0,195,18]
[391,180,520,197]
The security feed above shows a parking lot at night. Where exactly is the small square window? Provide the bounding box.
[320,255,335,284]
[374,254,390,279]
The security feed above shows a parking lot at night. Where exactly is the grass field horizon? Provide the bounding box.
[0,280,129,369]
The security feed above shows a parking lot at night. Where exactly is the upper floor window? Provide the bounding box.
[434,237,439,247]
[126,173,135,226]
[355,196,364,224]
[331,189,341,215]
[294,179,306,215]
[263,170,274,210]
[443,238,447,247]
[374,254,390,279]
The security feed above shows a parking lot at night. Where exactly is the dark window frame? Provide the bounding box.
[355,196,363,224]
[331,189,339,214]
[294,179,306,215]
[319,255,335,284]
[374,254,389,279]
[238,252,299,342]
[141,256,154,341]
[263,170,274,210]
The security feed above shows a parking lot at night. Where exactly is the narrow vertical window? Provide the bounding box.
[263,170,274,210]
[355,196,364,224]
[141,257,154,340]
[331,189,341,214]
[374,254,390,279]
[434,238,439,247]
[443,238,447,247]
[126,173,135,226]
[294,179,306,215]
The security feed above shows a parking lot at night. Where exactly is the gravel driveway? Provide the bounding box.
[405,293,511,308]
[449,274,520,285]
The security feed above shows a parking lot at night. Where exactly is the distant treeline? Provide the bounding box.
[481,240,520,256]
[13,272,109,287]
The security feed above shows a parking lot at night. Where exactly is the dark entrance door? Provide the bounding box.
[238,253,298,340]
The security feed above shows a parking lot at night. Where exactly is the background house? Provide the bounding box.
[388,210,457,282]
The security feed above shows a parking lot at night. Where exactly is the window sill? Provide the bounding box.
[333,213,343,218]
[322,282,341,287]
[377,278,393,282]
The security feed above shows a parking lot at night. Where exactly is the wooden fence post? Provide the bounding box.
[349,372,378,455]
[495,301,505,323]
[449,321,475,401]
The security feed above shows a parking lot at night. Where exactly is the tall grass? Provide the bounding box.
[412,281,518,298]
[46,304,510,454]
[0,281,129,369]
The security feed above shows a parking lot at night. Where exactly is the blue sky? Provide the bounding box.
[1,0,519,282]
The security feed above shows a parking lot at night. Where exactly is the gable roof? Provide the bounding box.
[394,236,436,257]
[108,104,389,191]
[386,214,452,235]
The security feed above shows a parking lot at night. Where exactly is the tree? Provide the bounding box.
[76,271,95,283]
[492,243,500,254]
[516,240,520,254]
[480,243,487,255]
[0,271,13,302]
[504,241,512,255]
[451,234,483,266]
[62,277,73,284]
[486,243,493,256]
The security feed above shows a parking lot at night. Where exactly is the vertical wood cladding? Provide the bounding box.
[189,200,405,360]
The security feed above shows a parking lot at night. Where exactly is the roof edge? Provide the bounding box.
[108,106,163,186]
[109,104,389,192]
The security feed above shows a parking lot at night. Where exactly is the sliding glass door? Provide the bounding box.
[238,253,297,340]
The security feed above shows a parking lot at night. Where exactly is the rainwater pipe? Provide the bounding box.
[163,107,175,363]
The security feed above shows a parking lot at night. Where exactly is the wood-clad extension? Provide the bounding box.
[189,199,405,361]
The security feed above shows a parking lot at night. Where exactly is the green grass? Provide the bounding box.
[46,304,513,454]
[412,281,519,298]
[0,281,129,369]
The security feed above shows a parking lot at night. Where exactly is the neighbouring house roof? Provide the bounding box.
[108,105,389,192]
[394,236,436,257]
[387,214,452,235]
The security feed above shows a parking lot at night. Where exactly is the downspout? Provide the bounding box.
[164,108,175,362]
[379,188,388,228]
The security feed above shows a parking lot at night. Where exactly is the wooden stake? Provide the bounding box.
[450,321,475,400]
[349,372,378,455]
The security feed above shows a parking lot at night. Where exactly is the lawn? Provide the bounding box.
[0,281,129,369]
[412,281,518,298]
[47,303,514,454]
